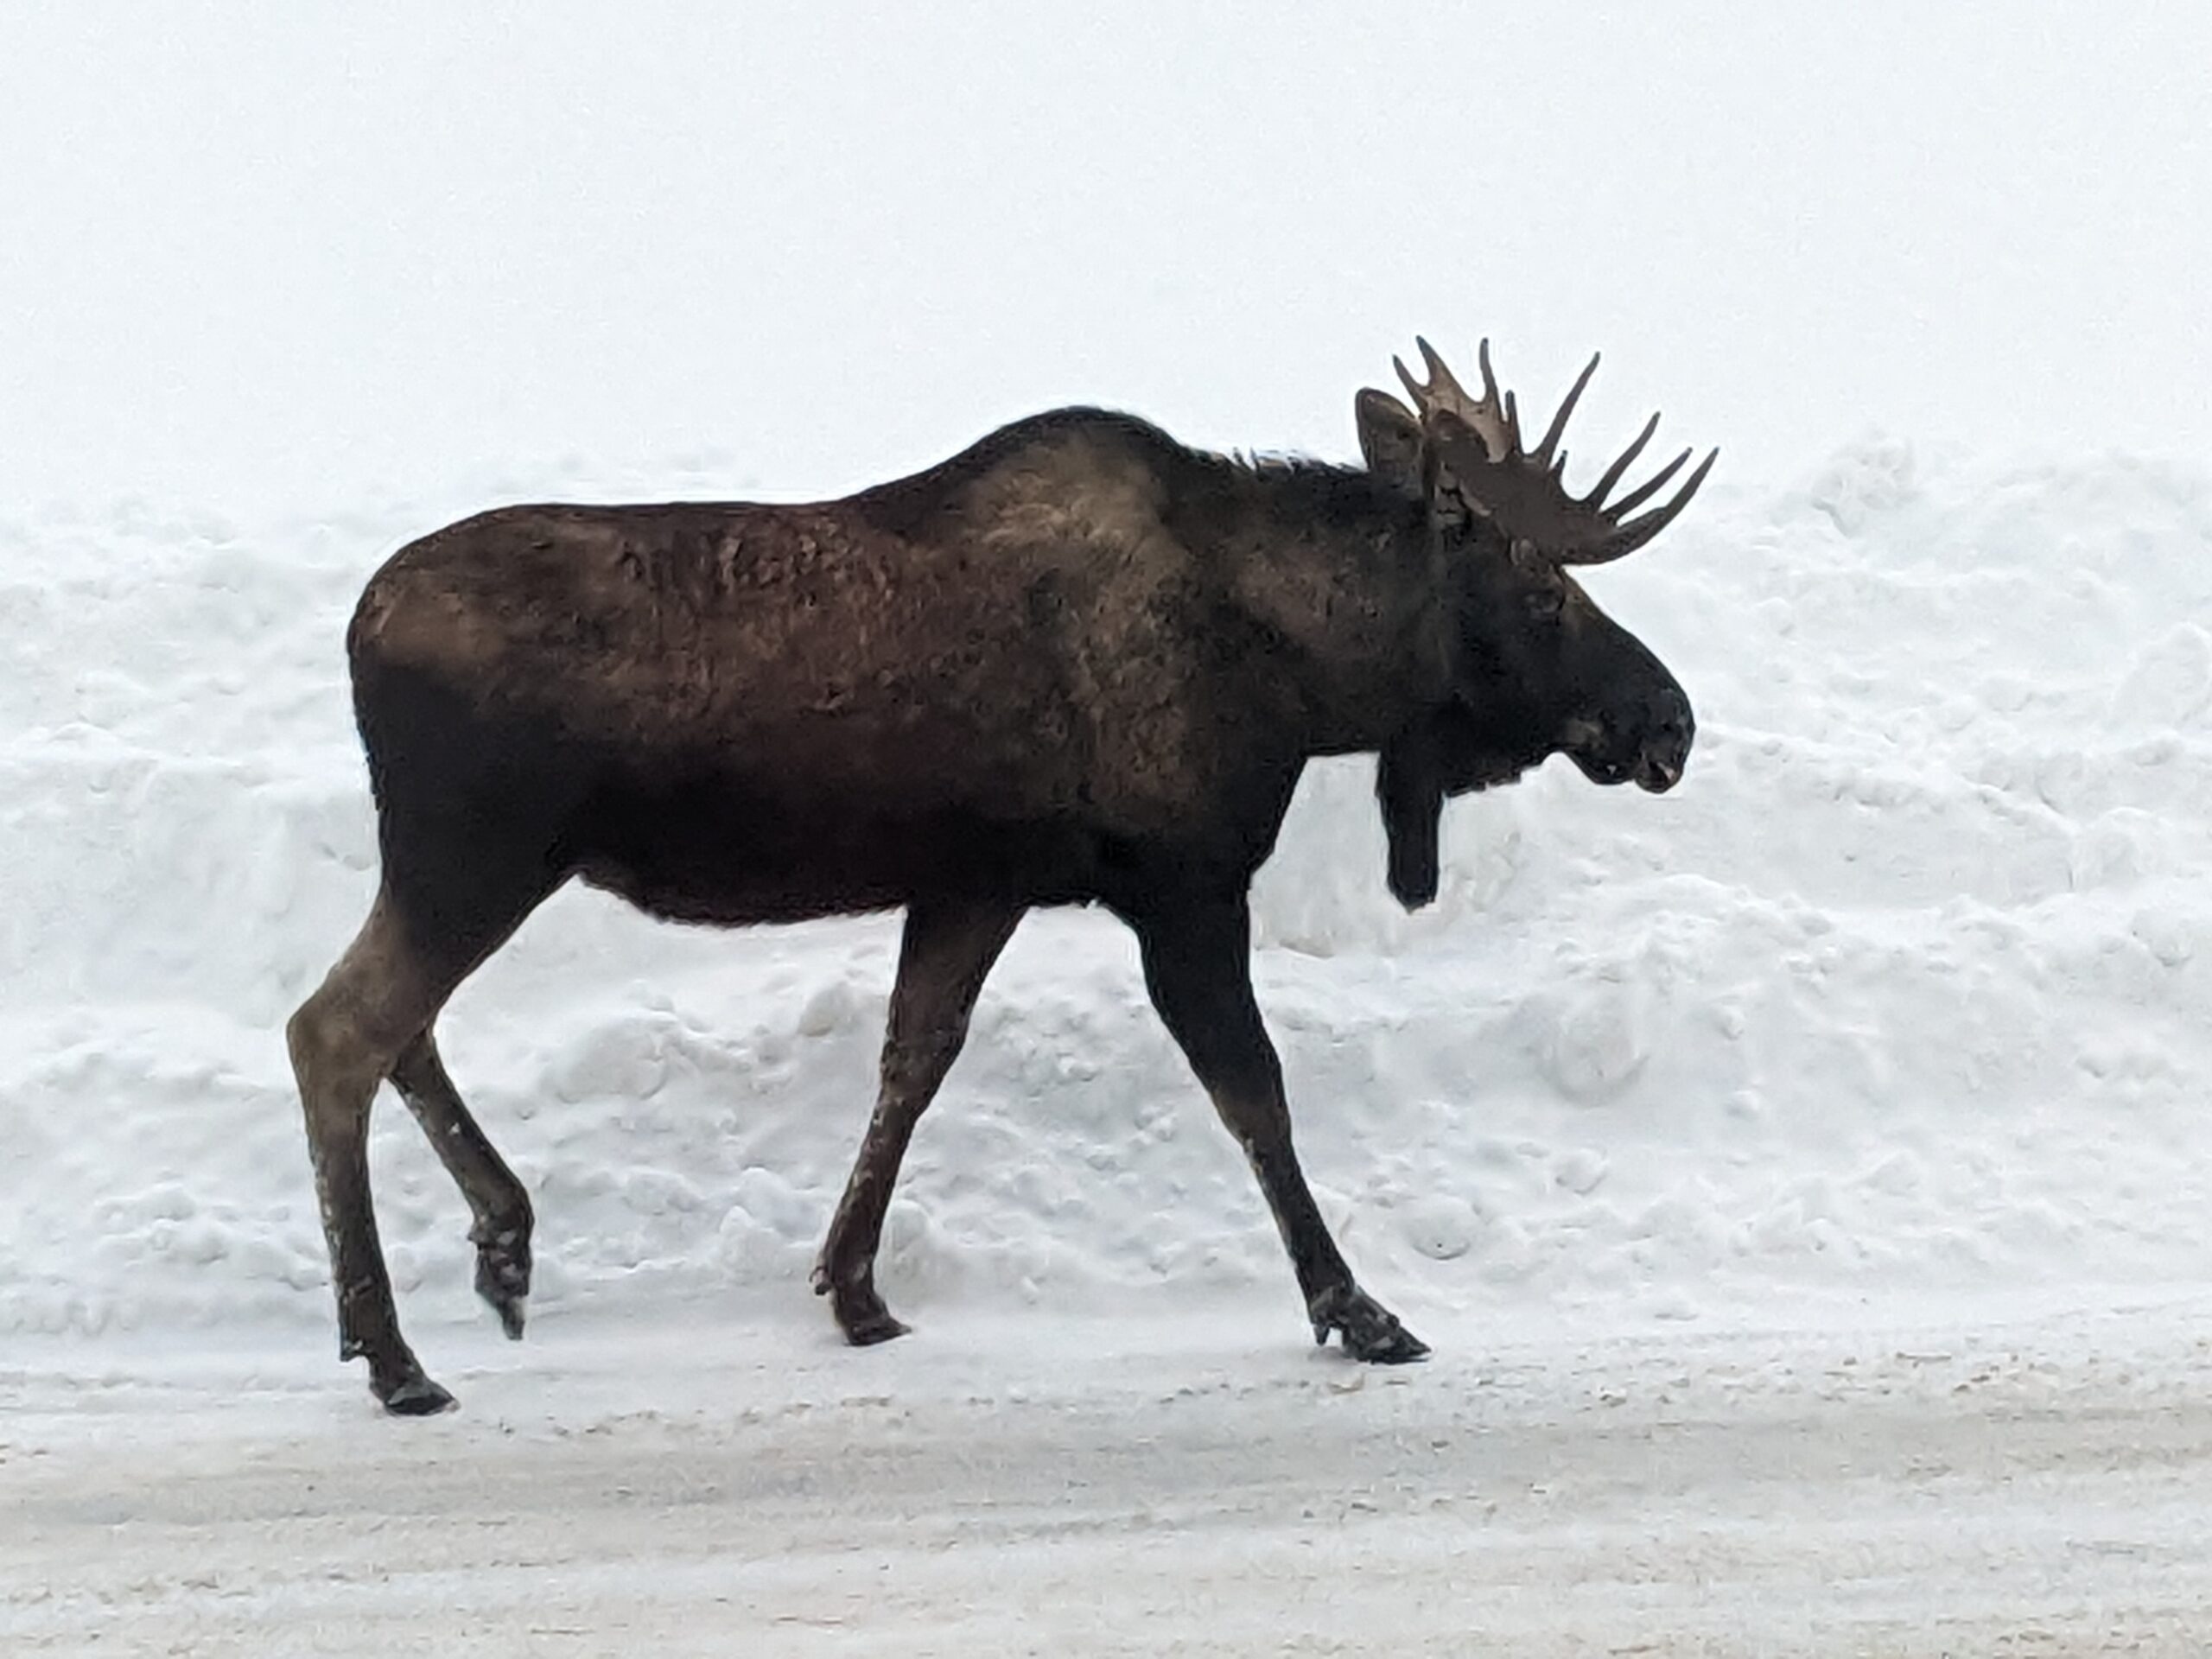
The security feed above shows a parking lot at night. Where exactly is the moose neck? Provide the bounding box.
[1202,462,1455,756]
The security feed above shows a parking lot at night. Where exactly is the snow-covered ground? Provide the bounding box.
[10,1298,2212,1655]
[8,5,2212,1653]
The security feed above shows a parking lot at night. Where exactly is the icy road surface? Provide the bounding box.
[7,1298,2210,1656]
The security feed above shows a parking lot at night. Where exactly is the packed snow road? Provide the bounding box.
[6,1296,2209,1656]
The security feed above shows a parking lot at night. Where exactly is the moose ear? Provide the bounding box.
[1354,388,1425,498]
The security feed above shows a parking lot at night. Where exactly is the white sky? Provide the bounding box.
[3,3,2208,515]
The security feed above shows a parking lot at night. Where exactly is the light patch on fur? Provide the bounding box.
[969,431,1174,563]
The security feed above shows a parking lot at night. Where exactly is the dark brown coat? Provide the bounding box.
[288,353,1709,1414]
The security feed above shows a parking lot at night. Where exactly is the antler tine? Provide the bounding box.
[1393,353,1423,410]
[1415,336,1469,404]
[1567,447,1719,565]
[1531,352,1599,468]
[1395,336,1479,428]
[1581,411,1659,511]
[1606,447,1693,518]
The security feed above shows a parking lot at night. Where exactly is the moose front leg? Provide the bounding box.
[1131,893,1428,1363]
[815,897,1024,1344]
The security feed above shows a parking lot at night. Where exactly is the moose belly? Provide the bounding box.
[569,768,1106,925]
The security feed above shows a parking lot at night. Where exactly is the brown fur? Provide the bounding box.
[289,398,1699,1412]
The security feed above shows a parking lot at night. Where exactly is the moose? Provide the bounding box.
[288,337,1712,1412]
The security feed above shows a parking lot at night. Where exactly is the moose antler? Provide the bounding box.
[1394,337,1516,463]
[1392,336,1714,565]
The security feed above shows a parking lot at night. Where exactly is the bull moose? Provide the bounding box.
[288,338,1712,1412]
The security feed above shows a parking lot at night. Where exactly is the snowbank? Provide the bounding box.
[5,438,2211,1342]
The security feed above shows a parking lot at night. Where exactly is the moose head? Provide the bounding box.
[1359,338,1713,906]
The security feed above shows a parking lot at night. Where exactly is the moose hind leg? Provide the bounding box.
[815,898,1023,1344]
[288,892,467,1414]
[289,850,556,1413]
[1131,894,1427,1363]
[390,1032,535,1340]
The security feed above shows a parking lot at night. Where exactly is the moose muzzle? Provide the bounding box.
[1565,684,1694,794]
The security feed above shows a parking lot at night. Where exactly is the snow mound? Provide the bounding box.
[6,440,2212,1340]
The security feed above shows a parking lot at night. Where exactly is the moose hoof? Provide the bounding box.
[814,1257,912,1346]
[841,1306,912,1347]
[476,1258,529,1341]
[825,1284,912,1346]
[832,1285,912,1345]
[473,1227,532,1341]
[1310,1286,1431,1365]
[486,1289,528,1342]
[373,1365,458,1416]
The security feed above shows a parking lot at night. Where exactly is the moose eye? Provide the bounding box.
[1524,584,1566,620]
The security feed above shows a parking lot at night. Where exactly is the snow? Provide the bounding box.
[7,4,2212,1651]
[10,443,2211,1351]
[11,1302,2212,1652]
